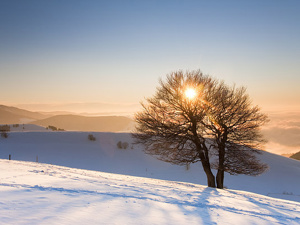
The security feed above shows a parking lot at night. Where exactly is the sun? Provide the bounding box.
[185,88,197,100]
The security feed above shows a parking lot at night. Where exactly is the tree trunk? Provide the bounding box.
[201,160,216,188]
[190,119,216,187]
[206,168,216,188]
[216,169,224,189]
[216,142,225,189]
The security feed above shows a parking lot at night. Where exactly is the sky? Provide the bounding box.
[0,1,300,153]
[0,0,299,110]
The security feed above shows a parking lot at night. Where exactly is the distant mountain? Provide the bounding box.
[290,151,300,160]
[0,104,134,132]
[31,114,134,132]
[0,105,48,124]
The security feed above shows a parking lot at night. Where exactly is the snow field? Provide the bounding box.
[0,159,299,225]
[1,130,300,203]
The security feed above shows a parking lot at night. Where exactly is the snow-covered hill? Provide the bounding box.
[1,131,300,203]
[3,124,49,132]
[0,159,299,225]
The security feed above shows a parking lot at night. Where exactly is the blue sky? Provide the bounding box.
[0,0,299,112]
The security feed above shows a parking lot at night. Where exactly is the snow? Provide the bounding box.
[0,159,299,225]
[2,124,49,132]
[1,131,300,203]
[0,130,300,224]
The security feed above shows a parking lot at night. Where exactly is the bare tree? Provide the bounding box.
[205,83,269,188]
[134,70,217,187]
[133,70,268,188]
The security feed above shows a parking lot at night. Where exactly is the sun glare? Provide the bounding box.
[185,88,197,100]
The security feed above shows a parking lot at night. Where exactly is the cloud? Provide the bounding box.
[262,127,300,147]
[261,110,300,154]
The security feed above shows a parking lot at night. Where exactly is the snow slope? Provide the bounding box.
[6,124,49,132]
[0,159,299,225]
[0,132,300,203]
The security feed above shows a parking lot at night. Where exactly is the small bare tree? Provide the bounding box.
[133,70,268,189]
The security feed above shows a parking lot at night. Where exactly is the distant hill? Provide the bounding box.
[31,114,134,132]
[290,151,300,160]
[0,104,134,132]
[0,105,48,124]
